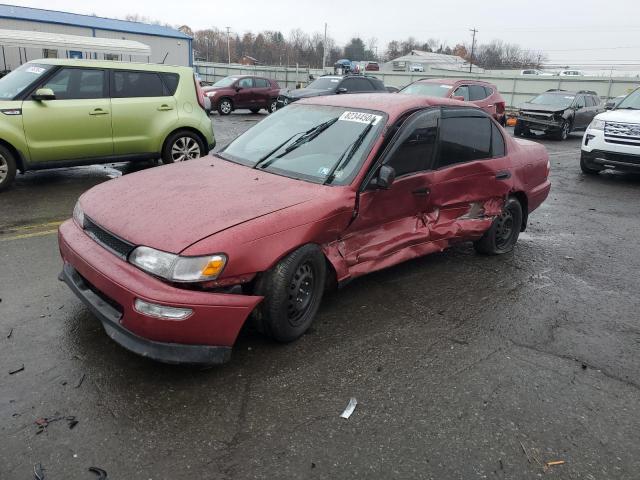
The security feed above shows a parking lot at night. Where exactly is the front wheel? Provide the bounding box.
[474,197,523,255]
[555,120,571,141]
[267,98,277,113]
[257,244,327,343]
[217,98,233,115]
[162,131,205,164]
[0,144,17,193]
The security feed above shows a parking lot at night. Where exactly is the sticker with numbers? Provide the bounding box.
[338,111,382,125]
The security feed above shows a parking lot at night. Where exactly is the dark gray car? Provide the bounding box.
[276,75,385,109]
[515,89,603,140]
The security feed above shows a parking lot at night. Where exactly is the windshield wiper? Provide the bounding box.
[617,106,638,110]
[324,119,376,185]
[253,116,340,170]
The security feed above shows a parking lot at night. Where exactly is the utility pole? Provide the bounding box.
[469,27,478,73]
[226,26,231,64]
[322,23,327,71]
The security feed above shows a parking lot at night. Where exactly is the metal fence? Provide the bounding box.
[194,62,640,108]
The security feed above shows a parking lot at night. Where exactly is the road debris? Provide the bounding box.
[89,467,108,479]
[545,460,565,468]
[6,327,12,339]
[340,397,357,419]
[33,463,46,480]
[9,364,24,375]
[519,441,532,463]
[35,415,78,434]
[75,373,86,389]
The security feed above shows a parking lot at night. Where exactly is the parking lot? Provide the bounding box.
[2,113,640,479]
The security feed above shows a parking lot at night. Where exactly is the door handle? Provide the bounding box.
[89,108,109,115]
[412,187,430,196]
[495,170,511,180]
[157,105,174,111]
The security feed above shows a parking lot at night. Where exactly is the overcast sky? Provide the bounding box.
[17,0,640,68]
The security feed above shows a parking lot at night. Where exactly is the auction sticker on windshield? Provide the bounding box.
[339,111,382,125]
[26,66,46,75]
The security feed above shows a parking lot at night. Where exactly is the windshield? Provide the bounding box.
[213,76,238,88]
[400,82,451,97]
[220,104,384,185]
[529,93,575,109]
[306,78,340,91]
[0,63,54,100]
[616,89,640,110]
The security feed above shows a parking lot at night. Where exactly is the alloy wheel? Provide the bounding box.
[220,100,231,114]
[171,137,201,162]
[287,262,315,325]
[270,100,277,112]
[0,154,7,182]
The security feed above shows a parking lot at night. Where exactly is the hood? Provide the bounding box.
[80,157,325,253]
[595,109,640,123]
[519,102,566,114]
[283,88,331,99]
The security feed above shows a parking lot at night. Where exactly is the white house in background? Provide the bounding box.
[383,50,479,73]
[0,4,192,70]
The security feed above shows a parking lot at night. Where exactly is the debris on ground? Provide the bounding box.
[9,364,24,375]
[6,327,13,339]
[545,460,565,469]
[88,467,108,479]
[340,397,358,419]
[519,441,532,463]
[35,415,78,434]
[33,463,46,480]
[75,373,86,389]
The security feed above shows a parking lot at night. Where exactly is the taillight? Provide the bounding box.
[194,74,206,110]
[496,102,505,114]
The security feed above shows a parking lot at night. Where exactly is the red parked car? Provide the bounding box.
[400,78,507,125]
[203,75,280,115]
[58,94,550,365]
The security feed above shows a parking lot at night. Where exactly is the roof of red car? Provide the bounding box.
[417,78,497,87]
[300,93,468,120]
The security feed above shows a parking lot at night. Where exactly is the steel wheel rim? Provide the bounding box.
[171,137,201,162]
[221,101,231,114]
[287,262,315,325]
[0,154,7,182]
[495,209,515,249]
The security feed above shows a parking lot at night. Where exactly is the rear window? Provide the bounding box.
[160,73,180,95]
[112,71,165,98]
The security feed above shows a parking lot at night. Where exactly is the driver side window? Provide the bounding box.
[386,109,439,177]
[575,96,586,109]
[238,78,253,88]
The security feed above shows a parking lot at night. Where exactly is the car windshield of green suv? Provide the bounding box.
[0,63,54,100]
[529,93,575,108]
[400,83,451,97]
[616,89,640,110]
[220,104,383,185]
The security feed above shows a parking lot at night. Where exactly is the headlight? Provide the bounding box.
[206,91,216,97]
[73,201,85,228]
[128,246,227,283]
[589,118,605,131]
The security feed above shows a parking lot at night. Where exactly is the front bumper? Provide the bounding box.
[581,128,640,172]
[516,115,563,132]
[58,220,263,365]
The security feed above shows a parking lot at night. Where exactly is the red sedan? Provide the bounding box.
[400,78,507,125]
[58,94,550,365]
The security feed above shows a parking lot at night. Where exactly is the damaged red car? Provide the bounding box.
[58,94,551,365]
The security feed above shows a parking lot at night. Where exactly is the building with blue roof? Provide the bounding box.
[0,4,193,69]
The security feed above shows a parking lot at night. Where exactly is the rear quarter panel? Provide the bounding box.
[509,136,550,212]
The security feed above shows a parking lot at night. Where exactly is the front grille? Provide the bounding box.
[84,217,135,260]
[520,111,555,121]
[605,121,640,145]
[76,269,124,315]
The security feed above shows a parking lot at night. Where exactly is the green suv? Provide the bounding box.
[0,59,215,192]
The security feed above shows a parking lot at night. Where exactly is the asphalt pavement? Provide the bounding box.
[2,113,640,479]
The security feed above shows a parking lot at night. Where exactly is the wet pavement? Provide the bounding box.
[2,114,640,479]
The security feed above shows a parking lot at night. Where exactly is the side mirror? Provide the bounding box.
[336,87,348,94]
[235,86,242,92]
[370,165,396,190]
[452,95,465,101]
[32,88,55,101]
[605,101,615,110]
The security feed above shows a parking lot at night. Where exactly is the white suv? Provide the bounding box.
[581,89,640,174]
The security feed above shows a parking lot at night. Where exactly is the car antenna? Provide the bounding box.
[161,52,169,64]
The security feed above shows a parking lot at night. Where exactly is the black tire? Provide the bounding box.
[161,130,205,165]
[514,120,525,137]
[474,197,523,255]
[250,108,260,114]
[555,120,571,141]
[267,98,277,113]
[217,98,233,115]
[580,152,601,175]
[0,144,17,193]
[257,244,326,343]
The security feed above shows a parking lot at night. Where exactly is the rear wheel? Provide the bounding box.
[0,144,17,193]
[267,98,277,113]
[162,131,205,164]
[217,98,233,115]
[257,244,326,342]
[474,197,523,255]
